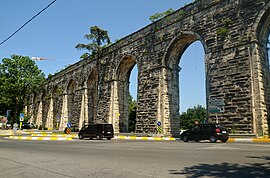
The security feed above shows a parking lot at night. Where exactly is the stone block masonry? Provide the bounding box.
[26,0,270,137]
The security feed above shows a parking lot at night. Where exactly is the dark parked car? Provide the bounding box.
[21,122,35,129]
[180,123,229,143]
[78,124,114,140]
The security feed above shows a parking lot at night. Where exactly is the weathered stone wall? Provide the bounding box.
[26,0,270,136]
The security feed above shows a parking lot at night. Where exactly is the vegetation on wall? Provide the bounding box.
[216,18,232,37]
[75,26,111,59]
[149,8,175,22]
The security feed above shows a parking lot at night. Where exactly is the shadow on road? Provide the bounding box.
[168,156,270,178]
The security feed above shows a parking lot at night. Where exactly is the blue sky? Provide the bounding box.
[0,0,207,112]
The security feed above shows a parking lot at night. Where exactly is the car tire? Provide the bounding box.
[209,136,217,143]
[78,134,84,140]
[195,138,200,142]
[96,134,101,140]
[183,136,188,142]
[221,138,228,143]
[107,137,112,140]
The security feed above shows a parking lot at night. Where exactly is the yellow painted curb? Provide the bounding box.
[253,139,270,142]
[227,138,235,142]
[7,136,72,141]
[31,134,74,137]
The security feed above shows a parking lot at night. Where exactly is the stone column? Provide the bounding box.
[249,42,270,136]
[159,66,180,136]
[36,102,42,128]
[79,87,87,129]
[59,94,68,130]
[46,97,54,130]
[109,80,120,133]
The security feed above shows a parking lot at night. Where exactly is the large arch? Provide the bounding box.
[251,2,270,135]
[41,90,48,128]
[87,69,98,125]
[67,79,76,124]
[52,85,62,129]
[116,55,137,133]
[161,32,207,135]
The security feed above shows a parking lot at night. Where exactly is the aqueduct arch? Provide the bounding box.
[27,0,270,136]
[116,55,137,133]
[161,32,207,134]
[86,69,98,125]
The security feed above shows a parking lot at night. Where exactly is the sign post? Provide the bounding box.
[156,121,162,134]
[19,113,24,129]
[56,116,60,130]
[66,122,72,134]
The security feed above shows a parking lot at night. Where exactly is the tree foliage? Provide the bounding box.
[75,26,111,59]
[149,8,175,22]
[0,55,45,122]
[179,105,207,129]
[128,93,137,132]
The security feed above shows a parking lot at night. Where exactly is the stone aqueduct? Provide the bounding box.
[25,0,270,136]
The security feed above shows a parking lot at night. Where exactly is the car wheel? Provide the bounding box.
[107,137,112,140]
[221,138,228,143]
[195,138,200,142]
[78,134,83,140]
[96,134,101,140]
[183,136,188,142]
[209,136,217,143]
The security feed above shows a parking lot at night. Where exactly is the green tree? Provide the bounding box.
[0,55,45,122]
[128,93,137,132]
[75,26,111,59]
[179,105,207,129]
[149,8,175,22]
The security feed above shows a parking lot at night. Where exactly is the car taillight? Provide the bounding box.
[215,128,221,133]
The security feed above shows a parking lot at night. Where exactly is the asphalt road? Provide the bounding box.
[0,139,269,178]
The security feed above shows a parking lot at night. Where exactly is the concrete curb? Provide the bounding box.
[31,133,76,138]
[114,135,180,141]
[7,136,72,141]
[114,136,270,143]
[228,138,270,143]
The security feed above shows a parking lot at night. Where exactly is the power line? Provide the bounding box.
[0,0,57,47]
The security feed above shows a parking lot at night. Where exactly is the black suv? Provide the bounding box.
[78,124,114,140]
[181,123,229,143]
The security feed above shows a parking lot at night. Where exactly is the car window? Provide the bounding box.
[191,126,200,132]
[104,125,112,131]
[201,124,213,131]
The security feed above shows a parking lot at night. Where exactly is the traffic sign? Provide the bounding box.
[19,113,24,122]
[67,122,72,128]
[65,127,71,134]
[209,99,225,106]
[20,113,24,118]
[208,106,224,113]
[157,121,161,126]
[157,126,162,134]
